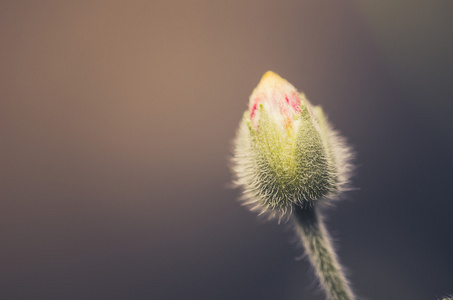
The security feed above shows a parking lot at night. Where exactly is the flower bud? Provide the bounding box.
[232,71,353,217]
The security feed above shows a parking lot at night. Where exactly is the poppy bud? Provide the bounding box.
[233,71,352,217]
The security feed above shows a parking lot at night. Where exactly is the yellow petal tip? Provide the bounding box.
[260,71,283,83]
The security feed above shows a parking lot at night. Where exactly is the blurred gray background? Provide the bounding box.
[1,1,452,299]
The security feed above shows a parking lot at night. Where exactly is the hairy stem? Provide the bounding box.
[293,205,355,300]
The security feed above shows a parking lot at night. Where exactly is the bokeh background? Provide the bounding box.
[1,1,452,299]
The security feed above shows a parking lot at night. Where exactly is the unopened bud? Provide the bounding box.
[232,71,353,217]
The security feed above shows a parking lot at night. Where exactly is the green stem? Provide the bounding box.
[293,205,355,300]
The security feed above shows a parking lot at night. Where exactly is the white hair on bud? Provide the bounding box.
[232,98,354,219]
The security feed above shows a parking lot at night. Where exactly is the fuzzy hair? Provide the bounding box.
[232,95,354,219]
[293,205,355,300]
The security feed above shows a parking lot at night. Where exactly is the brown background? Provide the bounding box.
[1,1,453,299]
